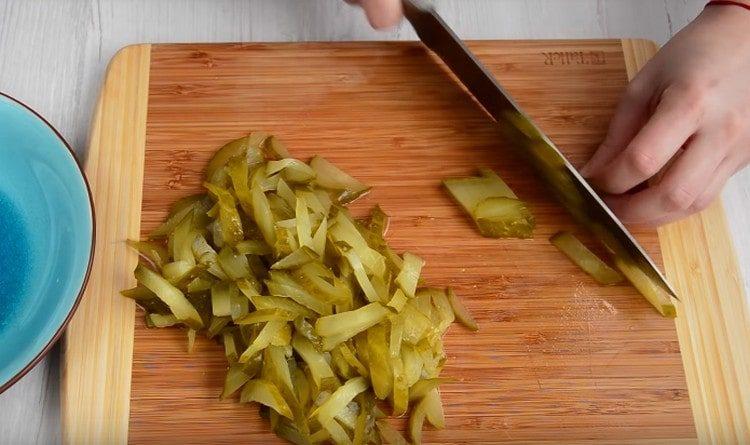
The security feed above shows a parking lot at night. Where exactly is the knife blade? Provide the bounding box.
[402,0,677,298]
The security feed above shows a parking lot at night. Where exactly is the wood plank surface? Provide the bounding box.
[61,44,151,445]
[127,40,697,443]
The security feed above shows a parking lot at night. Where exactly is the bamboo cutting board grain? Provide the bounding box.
[63,40,750,444]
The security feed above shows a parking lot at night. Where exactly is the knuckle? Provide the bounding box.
[627,149,661,178]
[668,80,709,117]
[720,111,744,142]
[663,185,696,211]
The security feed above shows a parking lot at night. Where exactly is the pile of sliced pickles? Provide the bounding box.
[123,133,478,444]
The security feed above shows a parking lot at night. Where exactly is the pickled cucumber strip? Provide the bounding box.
[264,134,289,160]
[121,285,155,301]
[271,246,318,270]
[292,334,337,389]
[341,246,381,303]
[299,190,327,217]
[389,314,404,358]
[247,295,314,319]
[161,260,195,285]
[230,289,249,321]
[227,156,253,215]
[192,235,227,279]
[186,275,213,294]
[310,376,369,425]
[614,255,677,318]
[400,303,433,344]
[239,320,288,362]
[550,231,624,285]
[336,343,369,378]
[221,363,252,399]
[408,395,427,444]
[295,192,313,248]
[311,217,328,257]
[421,388,445,429]
[447,288,478,331]
[295,262,352,305]
[207,315,231,339]
[352,396,369,445]
[401,344,423,387]
[252,178,277,247]
[310,429,330,443]
[408,378,444,402]
[293,317,323,350]
[329,210,386,277]
[217,247,251,280]
[274,225,299,258]
[386,289,408,312]
[236,308,297,325]
[395,253,424,299]
[134,264,203,329]
[310,156,370,204]
[322,418,352,445]
[267,159,316,183]
[315,303,389,339]
[276,178,297,209]
[203,182,244,245]
[240,379,294,419]
[366,324,392,400]
[266,270,332,315]
[146,313,179,328]
[223,330,238,362]
[444,168,516,207]
[149,194,204,239]
[426,288,455,332]
[206,135,249,184]
[292,365,311,408]
[474,197,535,239]
[376,420,408,445]
[444,169,535,239]
[211,281,234,317]
[365,205,390,237]
[391,356,408,416]
[127,240,169,270]
[235,239,273,256]
[263,346,297,410]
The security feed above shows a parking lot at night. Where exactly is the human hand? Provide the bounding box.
[347,0,403,29]
[580,4,750,226]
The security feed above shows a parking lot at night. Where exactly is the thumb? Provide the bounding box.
[356,0,403,29]
[581,77,654,177]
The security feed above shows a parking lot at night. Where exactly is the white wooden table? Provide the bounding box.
[4,1,749,444]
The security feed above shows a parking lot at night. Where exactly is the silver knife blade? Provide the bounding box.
[403,0,677,298]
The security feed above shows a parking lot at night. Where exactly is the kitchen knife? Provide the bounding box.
[402,0,678,298]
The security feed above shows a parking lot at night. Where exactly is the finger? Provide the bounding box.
[605,135,728,225]
[603,130,726,224]
[588,86,702,194]
[645,157,738,226]
[581,80,652,177]
[358,0,403,29]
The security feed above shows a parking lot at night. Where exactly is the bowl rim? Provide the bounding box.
[0,91,96,394]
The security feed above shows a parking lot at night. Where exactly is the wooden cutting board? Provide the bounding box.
[62,40,750,444]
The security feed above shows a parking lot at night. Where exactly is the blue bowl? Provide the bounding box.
[0,92,94,392]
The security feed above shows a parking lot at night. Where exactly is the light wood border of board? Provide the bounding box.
[623,39,750,444]
[60,40,750,444]
[61,44,151,445]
